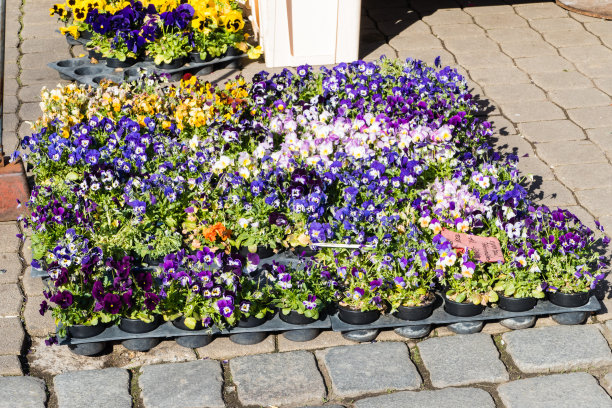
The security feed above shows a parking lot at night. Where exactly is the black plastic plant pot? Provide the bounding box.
[122,337,160,352]
[239,246,275,259]
[338,305,381,325]
[237,310,276,328]
[155,56,188,70]
[175,335,212,348]
[498,294,537,312]
[549,291,590,308]
[395,301,435,321]
[189,52,213,64]
[68,323,107,339]
[88,49,104,60]
[293,246,318,257]
[279,310,319,325]
[68,342,107,356]
[443,295,485,317]
[282,328,320,342]
[119,316,161,334]
[225,46,240,57]
[172,316,204,331]
[106,57,138,68]
[79,30,93,41]
[229,331,268,345]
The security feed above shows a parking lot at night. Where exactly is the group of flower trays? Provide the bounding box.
[51,0,262,69]
[17,57,609,354]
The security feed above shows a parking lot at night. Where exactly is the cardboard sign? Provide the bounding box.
[441,229,504,263]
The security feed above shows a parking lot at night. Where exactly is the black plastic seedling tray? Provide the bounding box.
[48,54,243,86]
[329,295,601,331]
[58,313,331,345]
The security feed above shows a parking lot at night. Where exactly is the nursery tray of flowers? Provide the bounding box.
[329,295,601,331]
[47,55,243,87]
[57,313,331,345]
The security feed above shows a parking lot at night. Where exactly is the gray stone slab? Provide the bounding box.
[354,387,496,408]
[316,342,421,398]
[0,253,22,285]
[498,372,612,408]
[0,376,46,408]
[231,350,326,407]
[139,360,223,408]
[418,333,508,387]
[0,223,19,254]
[0,355,21,375]
[0,284,23,317]
[0,317,24,355]
[54,368,132,408]
[603,373,612,396]
[502,325,612,373]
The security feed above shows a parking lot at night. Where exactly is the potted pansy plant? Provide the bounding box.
[159,248,241,347]
[383,247,438,321]
[262,260,334,325]
[437,235,498,317]
[324,249,386,325]
[534,208,608,307]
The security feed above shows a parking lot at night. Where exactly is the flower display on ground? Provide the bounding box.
[18,57,608,338]
[51,0,262,62]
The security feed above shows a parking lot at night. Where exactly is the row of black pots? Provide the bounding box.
[87,47,241,69]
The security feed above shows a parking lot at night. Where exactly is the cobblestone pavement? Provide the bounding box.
[1,0,612,407]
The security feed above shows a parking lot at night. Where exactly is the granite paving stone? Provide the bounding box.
[543,30,600,48]
[569,106,612,129]
[316,342,421,398]
[0,223,19,254]
[21,267,48,297]
[588,127,612,155]
[468,67,531,86]
[555,163,612,190]
[0,377,46,408]
[24,296,56,337]
[518,120,586,143]
[139,360,223,408]
[585,21,612,37]
[528,17,583,33]
[532,179,578,207]
[277,329,353,352]
[463,3,514,16]
[54,368,132,408]
[474,13,528,29]
[486,27,542,43]
[603,373,612,396]
[431,24,485,38]
[498,373,612,408]
[489,116,517,135]
[0,285,22,318]
[531,71,593,90]
[559,45,612,64]
[595,77,612,96]
[514,55,574,74]
[484,83,546,104]
[517,157,555,181]
[197,334,275,360]
[0,253,23,285]
[0,355,21,376]
[577,58,612,79]
[502,325,612,373]
[418,333,508,387]
[549,88,611,109]
[231,351,326,407]
[0,318,24,355]
[491,135,534,157]
[421,9,473,26]
[453,51,514,69]
[444,36,500,54]
[500,40,557,58]
[576,188,612,217]
[515,2,569,19]
[354,387,496,408]
[27,338,109,376]
[501,101,565,123]
[536,141,607,167]
[116,340,196,369]
[388,34,442,51]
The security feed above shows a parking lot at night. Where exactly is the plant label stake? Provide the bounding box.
[0,0,29,222]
